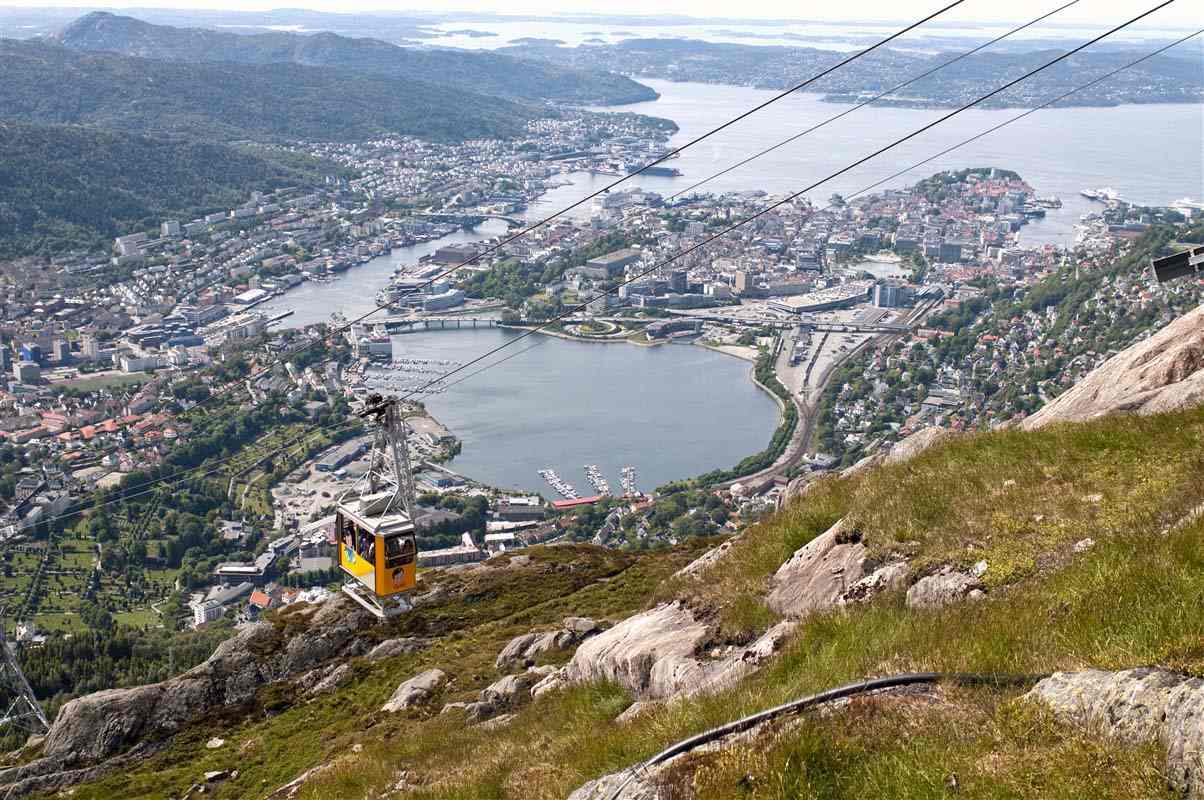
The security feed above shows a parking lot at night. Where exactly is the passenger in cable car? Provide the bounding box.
[385,535,415,564]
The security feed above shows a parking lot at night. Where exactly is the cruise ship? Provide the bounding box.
[1081,187,1120,203]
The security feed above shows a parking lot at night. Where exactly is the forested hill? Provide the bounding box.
[0,122,334,257]
[0,38,541,143]
[500,37,1204,107]
[55,11,658,106]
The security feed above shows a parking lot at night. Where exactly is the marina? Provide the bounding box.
[584,465,611,495]
[620,466,638,497]
[358,357,467,396]
[539,469,580,500]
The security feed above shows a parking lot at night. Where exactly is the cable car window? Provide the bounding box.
[385,535,415,567]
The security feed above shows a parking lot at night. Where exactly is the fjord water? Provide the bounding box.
[538,79,1203,248]
[267,79,1201,488]
[393,329,779,494]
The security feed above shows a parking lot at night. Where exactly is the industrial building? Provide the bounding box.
[873,280,916,308]
[315,439,370,473]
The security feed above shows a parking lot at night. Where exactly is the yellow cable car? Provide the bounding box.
[336,394,420,619]
[336,491,417,600]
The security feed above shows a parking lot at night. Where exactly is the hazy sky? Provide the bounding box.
[0,0,1200,26]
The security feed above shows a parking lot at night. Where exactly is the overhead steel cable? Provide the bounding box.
[666,0,1082,201]
[385,1,1179,405]
[63,21,1198,538]
[29,414,368,532]
[99,0,970,432]
[841,27,1204,199]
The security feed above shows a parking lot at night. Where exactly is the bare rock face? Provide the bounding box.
[495,617,602,669]
[563,603,794,701]
[568,771,659,800]
[1023,305,1204,430]
[765,519,868,618]
[905,567,985,609]
[366,637,427,662]
[1027,668,1204,797]
[564,603,712,700]
[884,426,950,465]
[783,475,811,503]
[381,668,447,712]
[840,426,949,481]
[531,669,567,699]
[481,673,538,710]
[674,538,740,579]
[838,560,908,605]
[303,663,354,697]
[35,595,372,775]
[441,669,542,724]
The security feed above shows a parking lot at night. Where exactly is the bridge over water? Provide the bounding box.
[382,316,501,333]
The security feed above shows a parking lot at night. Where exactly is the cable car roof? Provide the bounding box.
[338,488,415,536]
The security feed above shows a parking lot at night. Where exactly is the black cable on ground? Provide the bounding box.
[606,671,1048,800]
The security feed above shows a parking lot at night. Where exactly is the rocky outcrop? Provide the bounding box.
[1,595,373,797]
[481,672,539,710]
[563,603,711,700]
[562,603,793,701]
[884,426,950,465]
[1027,668,1204,797]
[839,560,908,604]
[765,519,868,617]
[905,566,985,608]
[366,637,427,662]
[441,668,546,724]
[382,669,447,712]
[1023,305,1204,430]
[840,426,950,480]
[494,617,601,669]
[674,538,741,579]
[300,663,354,697]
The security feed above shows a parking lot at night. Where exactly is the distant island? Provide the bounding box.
[441,29,497,38]
[509,36,566,46]
[498,37,1204,109]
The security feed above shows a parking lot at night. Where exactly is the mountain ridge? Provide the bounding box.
[0,38,541,142]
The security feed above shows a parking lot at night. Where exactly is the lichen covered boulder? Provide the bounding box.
[382,669,447,712]
[765,519,868,617]
[1027,667,1204,797]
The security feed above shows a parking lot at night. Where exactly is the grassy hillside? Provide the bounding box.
[0,39,541,142]
[55,12,658,106]
[51,400,1204,799]
[0,122,335,257]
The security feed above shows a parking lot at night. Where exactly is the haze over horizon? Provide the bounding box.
[0,0,1200,29]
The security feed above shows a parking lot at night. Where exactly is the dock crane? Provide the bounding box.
[335,393,419,619]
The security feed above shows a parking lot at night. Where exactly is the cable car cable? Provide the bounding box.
[102,0,971,432]
[383,2,1179,405]
[65,15,1192,541]
[666,0,1081,201]
[70,16,1196,536]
